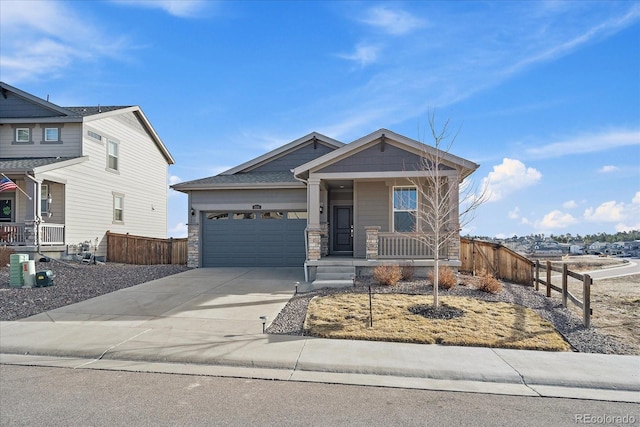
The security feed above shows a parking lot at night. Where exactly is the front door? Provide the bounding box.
[332,206,353,253]
[0,198,13,222]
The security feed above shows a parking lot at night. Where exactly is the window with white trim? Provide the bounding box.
[113,194,124,222]
[41,184,50,214]
[16,128,30,143]
[44,128,59,142]
[107,140,119,171]
[393,186,417,232]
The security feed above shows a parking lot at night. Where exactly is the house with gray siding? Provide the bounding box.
[172,129,479,283]
[0,82,175,260]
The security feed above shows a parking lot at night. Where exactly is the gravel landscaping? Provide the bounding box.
[267,276,637,355]
[0,260,190,321]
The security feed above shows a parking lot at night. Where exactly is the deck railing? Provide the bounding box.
[378,232,447,259]
[40,223,65,245]
[0,223,26,245]
[0,222,65,246]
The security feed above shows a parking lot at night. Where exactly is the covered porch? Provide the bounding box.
[0,173,66,254]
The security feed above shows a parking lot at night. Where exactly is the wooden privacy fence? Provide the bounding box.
[106,231,187,265]
[459,238,534,286]
[534,260,592,328]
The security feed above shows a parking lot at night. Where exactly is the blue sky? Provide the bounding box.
[1,0,638,239]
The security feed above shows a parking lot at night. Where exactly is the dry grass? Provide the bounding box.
[304,293,571,351]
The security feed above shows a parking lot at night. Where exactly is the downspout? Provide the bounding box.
[292,169,309,282]
[24,174,42,255]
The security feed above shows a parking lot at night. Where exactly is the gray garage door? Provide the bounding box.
[201,211,307,267]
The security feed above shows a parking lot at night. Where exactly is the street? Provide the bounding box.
[1,365,637,426]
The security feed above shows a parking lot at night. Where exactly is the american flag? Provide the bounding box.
[0,176,18,192]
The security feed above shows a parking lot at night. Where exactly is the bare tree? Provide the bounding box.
[406,113,487,307]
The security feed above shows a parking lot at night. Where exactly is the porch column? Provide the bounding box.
[307,228,322,261]
[307,177,321,228]
[306,177,323,261]
[365,226,380,260]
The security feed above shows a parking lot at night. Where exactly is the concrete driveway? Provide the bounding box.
[0,268,308,365]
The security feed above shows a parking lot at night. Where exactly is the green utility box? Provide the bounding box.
[9,254,29,287]
[35,270,54,287]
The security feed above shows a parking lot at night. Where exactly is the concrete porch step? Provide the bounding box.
[312,265,356,289]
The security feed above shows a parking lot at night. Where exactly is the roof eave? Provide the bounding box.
[171,182,305,192]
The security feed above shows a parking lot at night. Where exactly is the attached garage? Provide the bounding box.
[201,211,307,267]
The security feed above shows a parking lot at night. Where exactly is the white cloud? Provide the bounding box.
[562,200,578,209]
[481,158,542,202]
[598,165,619,173]
[526,130,640,159]
[360,6,426,35]
[584,200,626,222]
[0,1,130,83]
[337,43,382,67]
[538,210,577,229]
[583,193,640,231]
[508,207,520,219]
[168,222,188,238]
[111,0,209,18]
[168,175,183,185]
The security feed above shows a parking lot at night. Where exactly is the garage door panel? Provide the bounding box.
[202,213,306,267]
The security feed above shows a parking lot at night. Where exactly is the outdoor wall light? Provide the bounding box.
[319,203,324,214]
[47,193,52,205]
[260,315,268,334]
[190,207,195,216]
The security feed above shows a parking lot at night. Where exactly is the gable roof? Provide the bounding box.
[293,128,479,180]
[221,132,344,175]
[172,132,343,192]
[0,82,174,165]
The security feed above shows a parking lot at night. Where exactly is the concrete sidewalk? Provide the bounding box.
[1,268,638,403]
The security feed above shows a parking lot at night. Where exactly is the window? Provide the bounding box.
[261,211,283,220]
[287,211,308,220]
[108,140,119,171]
[393,187,417,232]
[16,128,30,143]
[87,130,102,142]
[233,212,256,220]
[44,128,59,142]
[207,212,229,220]
[41,184,50,214]
[113,194,124,222]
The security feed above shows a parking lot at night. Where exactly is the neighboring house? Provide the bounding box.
[0,82,175,260]
[172,129,478,280]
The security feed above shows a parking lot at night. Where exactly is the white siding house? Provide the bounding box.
[0,82,175,260]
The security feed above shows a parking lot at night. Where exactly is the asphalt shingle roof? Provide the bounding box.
[65,106,131,116]
[0,157,81,172]
[176,171,300,187]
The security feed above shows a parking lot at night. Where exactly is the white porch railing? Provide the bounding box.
[0,223,26,245]
[378,232,447,259]
[40,223,65,245]
[0,222,65,246]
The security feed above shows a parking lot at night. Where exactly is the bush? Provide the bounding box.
[428,266,457,290]
[373,264,402,286]
[0,246,13,267]
[477,271,502,294]
[400,263,415,281]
